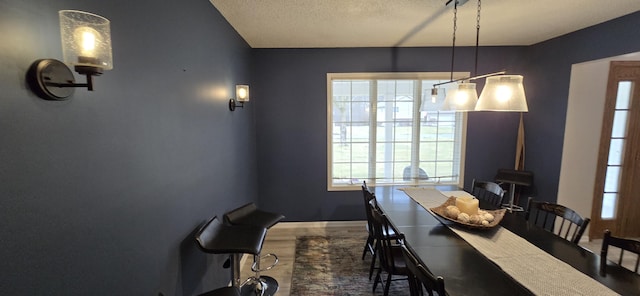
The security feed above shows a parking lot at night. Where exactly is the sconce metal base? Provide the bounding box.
[229,99,245,111]
[27,59,76,100]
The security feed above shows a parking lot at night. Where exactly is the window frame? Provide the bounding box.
[327,72,469,191]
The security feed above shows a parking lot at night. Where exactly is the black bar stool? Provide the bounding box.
[224,203,285,296]
[195,216,268,295]
[199,286,240,296]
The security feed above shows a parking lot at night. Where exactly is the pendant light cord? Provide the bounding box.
[474,0,481,77]
[450,0,458,81]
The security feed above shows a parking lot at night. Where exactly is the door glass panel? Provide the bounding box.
[611,110,628,138]
[607,139,625,166]
[615,81,632,110]
[601,193,617,219]
[604,166,621,193]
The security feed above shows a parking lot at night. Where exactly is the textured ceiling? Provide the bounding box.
[210,0,640,48]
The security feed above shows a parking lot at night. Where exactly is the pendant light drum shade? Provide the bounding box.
[476,75,528,112]
[442,82,478,112]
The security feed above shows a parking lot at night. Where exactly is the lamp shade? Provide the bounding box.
[59,10,113,71]
[236,85,250,102]
[476,75,528,112]
[441,83,478,112]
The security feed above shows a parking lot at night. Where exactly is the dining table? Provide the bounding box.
[373,186,640,295]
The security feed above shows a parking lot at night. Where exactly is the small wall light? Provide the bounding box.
[229,84,250,111]
[27,10,112,100]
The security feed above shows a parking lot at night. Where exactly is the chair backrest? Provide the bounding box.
[525,197,590,244]
[362,181,376,237]
[401,244,446,296]
[600,229,640,275]
[370,205,400,272]
[470,179,505,208]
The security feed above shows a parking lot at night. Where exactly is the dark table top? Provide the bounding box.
[374,186,640,295]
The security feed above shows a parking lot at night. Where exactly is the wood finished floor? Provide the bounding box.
[580,237,639,272]
[241,221,638,296]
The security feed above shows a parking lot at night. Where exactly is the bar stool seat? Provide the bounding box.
[224,203,285,229]
[224,203,285,296]
[195,216,266,255]
[195,216,268,295]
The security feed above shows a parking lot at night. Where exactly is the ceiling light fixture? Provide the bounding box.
[440,0,478,111]
[436,0,528,112]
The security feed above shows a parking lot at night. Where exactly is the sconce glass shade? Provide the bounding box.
[441,82,478,112]
[476,75,528,112]
[59,10,112,73]
[236,85,250,102]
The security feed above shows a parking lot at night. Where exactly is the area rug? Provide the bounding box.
[290,235,410,296]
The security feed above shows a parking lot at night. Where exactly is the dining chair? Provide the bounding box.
[370,206,411,296]
[362,181,398,280]
[470,179,505,208]
[400,244,446,296]
[525,197,590,244]
[361,181,376,260]
[600,229,640,275]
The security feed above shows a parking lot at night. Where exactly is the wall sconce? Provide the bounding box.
[229,85,249,111]
[27,10,112,100]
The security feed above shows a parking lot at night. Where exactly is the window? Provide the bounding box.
[327,72,468,190]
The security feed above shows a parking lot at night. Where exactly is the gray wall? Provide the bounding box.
[0,0,256,295]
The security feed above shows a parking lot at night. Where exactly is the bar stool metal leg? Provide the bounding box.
[239,253,279,296]
[231,254,242,287]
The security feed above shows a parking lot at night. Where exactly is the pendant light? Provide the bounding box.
[442,82,478,111]
[440,0,478,112]
[476,75,528,111]
[436,0,528,112]
[474,0,528,112]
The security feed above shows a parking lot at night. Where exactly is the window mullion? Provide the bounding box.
[369,80,377,185]
[411,80,422,184]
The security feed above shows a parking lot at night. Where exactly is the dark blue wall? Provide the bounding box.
[522,11,640,203]
[252,47,526,221]
[0,0,256,295]
[252,11,640,221]
[2,1,640,293]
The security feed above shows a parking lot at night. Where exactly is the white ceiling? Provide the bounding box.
[210,0,640,48]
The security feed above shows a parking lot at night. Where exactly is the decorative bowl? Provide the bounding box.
[430,196,506,229]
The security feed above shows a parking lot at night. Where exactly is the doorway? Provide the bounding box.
[590,61,640,239]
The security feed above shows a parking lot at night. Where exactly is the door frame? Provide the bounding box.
[590,61,640,239]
